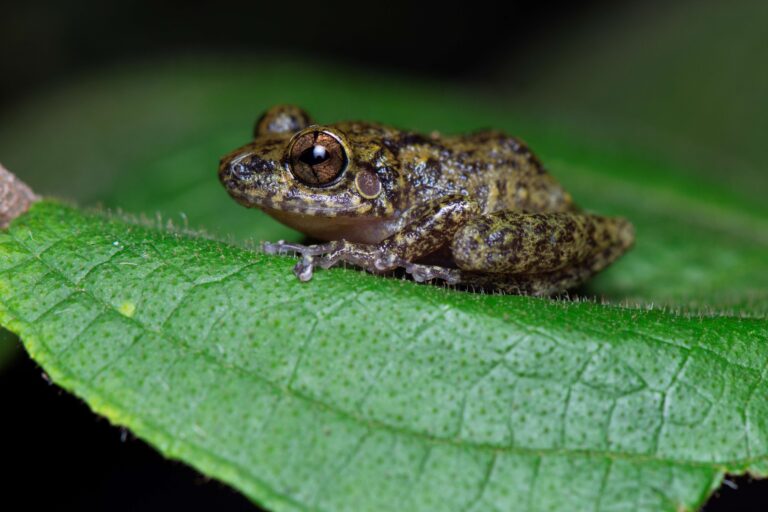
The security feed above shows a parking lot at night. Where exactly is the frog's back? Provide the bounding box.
[380,128,577,215]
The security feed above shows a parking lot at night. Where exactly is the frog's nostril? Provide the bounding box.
[231,162,248,178]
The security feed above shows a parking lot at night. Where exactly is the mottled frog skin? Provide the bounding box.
[219,105,634,295]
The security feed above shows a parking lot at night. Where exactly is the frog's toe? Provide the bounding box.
[292,255,315,281]
[316,252,344,269]
[262,240,313,255]
[261,240,285,255]
[403,261,462,285]
[373,253,399,271]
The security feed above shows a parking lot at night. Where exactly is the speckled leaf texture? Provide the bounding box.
[0,200,766,512]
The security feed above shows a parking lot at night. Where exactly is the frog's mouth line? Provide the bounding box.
[258,199,373,217]
[226,182,375,217]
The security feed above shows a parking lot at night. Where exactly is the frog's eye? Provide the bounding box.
[255,105,312,136]
[287,129,349,186]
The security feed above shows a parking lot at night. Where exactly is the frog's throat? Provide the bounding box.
[247,196,374,217]
[264,207,396,244]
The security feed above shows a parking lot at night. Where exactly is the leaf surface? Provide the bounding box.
[1,201,767,512]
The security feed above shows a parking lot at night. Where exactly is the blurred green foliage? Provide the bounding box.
[510,0,768,205]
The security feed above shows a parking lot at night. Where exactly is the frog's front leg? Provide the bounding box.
[263,196,478,282]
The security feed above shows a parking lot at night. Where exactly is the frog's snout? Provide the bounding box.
[218,158,232,180]
[220,153,277,183]
[218,151,285,208]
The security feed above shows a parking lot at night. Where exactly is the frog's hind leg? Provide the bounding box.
[463,240,632,296]
[451,211,634,294]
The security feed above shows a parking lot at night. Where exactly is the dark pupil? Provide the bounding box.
[299,145,330,166]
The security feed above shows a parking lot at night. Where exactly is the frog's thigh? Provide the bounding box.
[489,231,635,295]
[450,211,633,274]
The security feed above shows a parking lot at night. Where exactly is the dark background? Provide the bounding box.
[0,1,601,110]
[2,0,767,510]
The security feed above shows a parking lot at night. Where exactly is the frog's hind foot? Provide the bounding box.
[262,240,315,256]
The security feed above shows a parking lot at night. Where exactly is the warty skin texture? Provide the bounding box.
[219,105,634,295]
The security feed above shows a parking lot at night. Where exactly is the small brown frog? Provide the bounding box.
[219,105,634,295]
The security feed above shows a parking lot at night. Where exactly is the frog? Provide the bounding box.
[218,105,634,295]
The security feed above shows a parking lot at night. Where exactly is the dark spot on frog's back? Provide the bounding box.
[398,132,432,146]
[425,157,442,174]
[468,130,500,144]
[495,179,508,199]
[382,132,432,153]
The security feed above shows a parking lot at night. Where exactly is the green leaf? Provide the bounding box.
[1,200,767,512]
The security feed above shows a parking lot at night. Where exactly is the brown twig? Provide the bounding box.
[0,163,39,229]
